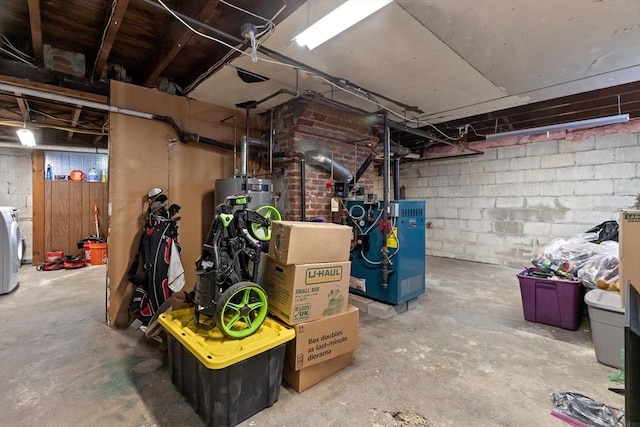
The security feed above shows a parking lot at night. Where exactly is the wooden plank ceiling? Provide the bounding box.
[0,0,305,148]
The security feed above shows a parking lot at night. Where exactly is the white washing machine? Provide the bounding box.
[0,206,23,295]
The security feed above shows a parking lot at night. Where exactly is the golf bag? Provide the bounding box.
[128,190,183,326]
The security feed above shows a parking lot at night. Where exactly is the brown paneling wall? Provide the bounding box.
[107,81,251,327]
[43,181,108,257]
[31,151,45,264]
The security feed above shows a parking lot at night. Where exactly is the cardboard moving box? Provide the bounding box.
[620,209,640,307]
[283,351,355,393]
[264,258,351,325]
[285,305,359,371]
[268,221,352,265]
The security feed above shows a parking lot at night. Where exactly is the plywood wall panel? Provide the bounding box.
[87,183,108,238]
[81,184,91,238]
[50,182,69,252]
[32,151,45,264]
[40,181,109,258]
[68,183,83,252]
[43,181,52,256]
[168,142,233,292]
[107,81,240,327]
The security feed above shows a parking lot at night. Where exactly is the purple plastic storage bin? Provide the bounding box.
[517,268,584,331]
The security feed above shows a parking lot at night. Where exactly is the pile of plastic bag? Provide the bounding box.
[550,391,624,426]
[531,221,620,291]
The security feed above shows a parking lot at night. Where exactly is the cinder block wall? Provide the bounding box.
[375,124,640,267]
[0,147,33,262]
[269,96,376,220]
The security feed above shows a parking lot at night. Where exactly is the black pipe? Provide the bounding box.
[384,120,484,154]
[142,0,421,114]
[393,156,401,200]
[248,88,298,109]
[354,152,376,184]
[300,158,306,221]
[273,150,304,159]
[381,112,390,289]
[354,127,410,184]
[243,107,250,177]
[153,115,234,151]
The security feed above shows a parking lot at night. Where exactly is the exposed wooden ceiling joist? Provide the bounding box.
[0,72,108,104]
[66,106,82,141]
[14,92,28,121]
[143,0,221,87]
[91,0,131,80]
[26,0,43,66]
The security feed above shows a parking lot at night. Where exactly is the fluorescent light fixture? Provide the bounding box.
[294,0,393,50]
[16,128,36,147]
[485,114,630,140]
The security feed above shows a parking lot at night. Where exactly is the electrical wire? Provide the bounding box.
[0,47,32,64]
[161,0,295,93]
[219,0,271,23]
[156,0,461,139]
[29,108,102,130]
[468,123,487,137]
[311,73,465,141]
[157,0,248,56]
[91,0,118,77]
[0,33,33,60]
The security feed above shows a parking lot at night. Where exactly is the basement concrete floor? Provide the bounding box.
[0,257,625,427]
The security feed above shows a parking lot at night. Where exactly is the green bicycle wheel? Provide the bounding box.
[215,281,268,339]
[250,204,281,242]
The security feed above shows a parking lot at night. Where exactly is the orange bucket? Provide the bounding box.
[88,242,107,266]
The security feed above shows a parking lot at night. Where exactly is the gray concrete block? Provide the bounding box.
[511,156,540,170]
[559,137,595,152]
[348,294,373,314]
[575,149,614,165]
[495,197,524,208]
[614,178,640,194]
[574,180,614,195]
[525,168,554,182]
[556,165,594,181]
[614,146,640,162]
[497,144,526,159]
[496,170,524,184]
[367,302,396,319]
[540,153,574,169]
[393,302,408,314]
[407,297,419,310]
[470,172,496,185]
[525,141,559,156]
[594,163,637,179]
[594,133,639,149]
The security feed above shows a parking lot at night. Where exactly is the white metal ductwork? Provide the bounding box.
[305,150,354,183]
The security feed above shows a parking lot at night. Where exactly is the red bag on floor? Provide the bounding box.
[63,256,87,269]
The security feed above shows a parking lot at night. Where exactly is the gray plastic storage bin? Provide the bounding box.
[584,289,625,369]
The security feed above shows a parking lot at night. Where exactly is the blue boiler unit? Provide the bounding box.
[346,199,426,305]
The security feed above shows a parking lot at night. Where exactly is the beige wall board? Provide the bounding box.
[168,142,233,291]
[396,0,640,95]
[191,2,506,118]
[108,112,170,327]
[107,81,238,327]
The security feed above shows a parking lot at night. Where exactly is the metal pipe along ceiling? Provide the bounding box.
[0,120,106,136]
[0,83,153,119]
[0,141,107,153]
